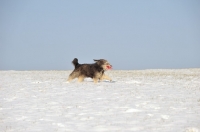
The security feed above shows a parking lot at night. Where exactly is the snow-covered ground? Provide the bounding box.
[0,69,200,132]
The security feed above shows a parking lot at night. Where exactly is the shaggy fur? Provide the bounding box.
[67,58,112,83]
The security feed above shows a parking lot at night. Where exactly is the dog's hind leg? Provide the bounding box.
[78,75,85,82]
[67,72,78,82]
[67,76,75,82]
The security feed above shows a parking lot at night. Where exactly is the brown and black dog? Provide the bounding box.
[67,58,112,83]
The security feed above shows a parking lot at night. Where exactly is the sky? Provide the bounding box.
[0,0,200,70]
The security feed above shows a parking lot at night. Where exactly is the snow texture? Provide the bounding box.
[0,69,200,132]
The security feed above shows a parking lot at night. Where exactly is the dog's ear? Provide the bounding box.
[94,59,103,65]
[93,59,100,62]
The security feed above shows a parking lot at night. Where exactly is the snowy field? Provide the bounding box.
[0,69,200,132]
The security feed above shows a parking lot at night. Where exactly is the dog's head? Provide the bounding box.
[94,59,112,70]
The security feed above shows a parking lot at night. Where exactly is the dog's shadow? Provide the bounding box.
[85,80,116,83]
[103,80,116,83]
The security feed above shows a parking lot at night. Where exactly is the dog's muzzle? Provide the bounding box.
[106,65,112,70]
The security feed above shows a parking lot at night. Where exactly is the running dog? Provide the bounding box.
[67,58,112,83]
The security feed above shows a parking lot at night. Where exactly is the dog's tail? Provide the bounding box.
[72,58,80,69]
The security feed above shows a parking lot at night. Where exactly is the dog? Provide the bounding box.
[67,58,112,83]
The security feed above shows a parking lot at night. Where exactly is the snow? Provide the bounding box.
[0,69,200,132]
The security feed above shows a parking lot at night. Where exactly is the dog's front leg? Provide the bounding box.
[93,78,98,83]
[100,74,112,82]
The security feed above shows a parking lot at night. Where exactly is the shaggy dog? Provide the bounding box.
[67,58,112,83]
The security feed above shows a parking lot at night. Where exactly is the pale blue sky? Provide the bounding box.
[1,0,200,70]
